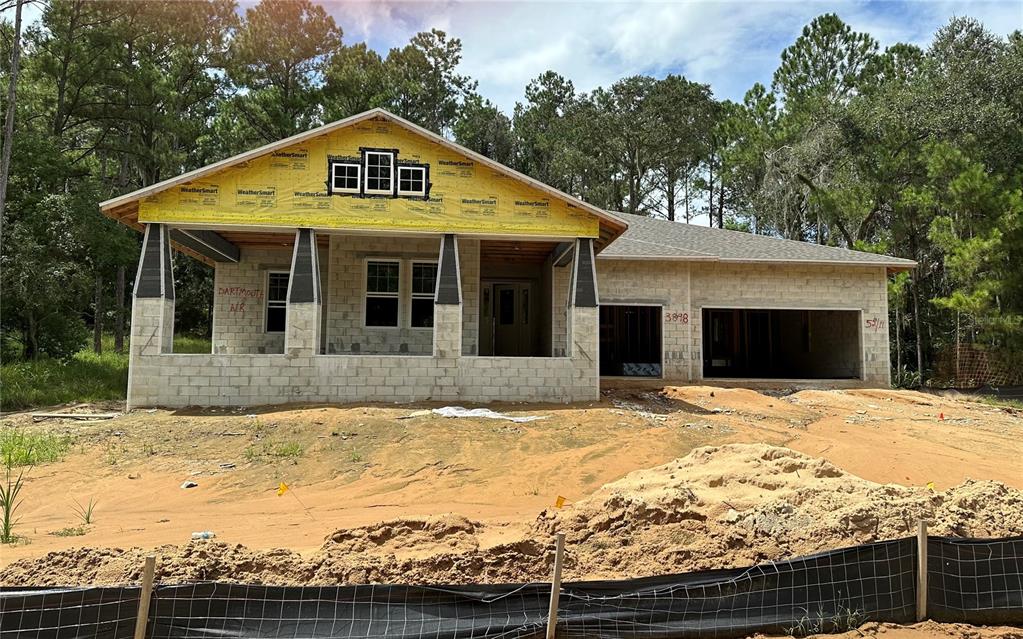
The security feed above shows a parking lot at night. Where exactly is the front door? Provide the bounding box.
[491,282,534,356]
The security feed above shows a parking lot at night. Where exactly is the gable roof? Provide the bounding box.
[603,213,916,271]
[100,108,628,248]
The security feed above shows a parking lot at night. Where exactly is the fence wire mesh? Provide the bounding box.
[927,536,1023,625]
[1,536,1020,639]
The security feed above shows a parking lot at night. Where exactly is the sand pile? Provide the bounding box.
[532,444,1023,578]
[4,445,1021,586]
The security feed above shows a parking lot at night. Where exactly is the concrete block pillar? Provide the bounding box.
[131,223,175,357]
[285,228,322,356]
[568,238,599,399]
[433,234,462,358]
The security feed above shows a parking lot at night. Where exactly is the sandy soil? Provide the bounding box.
[0,386,1019,582]
[787,622,1023,639]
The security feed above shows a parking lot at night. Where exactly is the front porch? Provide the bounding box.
[127,224,600,407]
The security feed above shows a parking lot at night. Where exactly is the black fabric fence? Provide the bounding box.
[1,536,1020,639]
[927,536,1023,625]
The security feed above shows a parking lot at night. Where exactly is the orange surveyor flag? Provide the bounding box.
[277,482,289,496]
[554,496,567,508]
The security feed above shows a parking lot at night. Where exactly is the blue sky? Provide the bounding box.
[11,1,1021,111]
[318,0,1022,111]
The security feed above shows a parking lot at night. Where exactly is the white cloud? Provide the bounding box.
[323,0,1021,112]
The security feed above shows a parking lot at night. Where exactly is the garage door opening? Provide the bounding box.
[703,309,861,379]
[600,305,662,377]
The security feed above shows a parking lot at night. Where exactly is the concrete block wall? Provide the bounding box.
[594,260,891,386]
[597,259,693,380]
[286,302,321,356]
[126,303,599,407]
[459,239,480,356]
[433,303,462,358]
[212,247,291,354]
[552,258,572,357]
[325,235,440,355]
[689,262,889,385]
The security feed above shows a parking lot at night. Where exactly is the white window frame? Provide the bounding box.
[331,161,361,194]
[408,260,438,330]
[265,270,290,334]
[363,151,395,196]
[363,258,401,328]
[397,165,427,197]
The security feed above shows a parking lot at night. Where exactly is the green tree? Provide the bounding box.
[512,71,577,191]
[381,29,475,134]
[647,75,715,222]
[322,43,388,121]
[911,144,1022,364]
[228,0,340,142]
[453,93,514,164]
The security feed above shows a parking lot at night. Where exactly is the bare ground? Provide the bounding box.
[1,386,1021,638]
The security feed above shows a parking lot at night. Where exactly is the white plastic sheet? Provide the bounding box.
[431,406,548,423]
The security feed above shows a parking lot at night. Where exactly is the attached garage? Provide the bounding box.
[703,308,862,379]
[599,305,662,377]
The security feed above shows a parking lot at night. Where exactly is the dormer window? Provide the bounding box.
[364,150,394,195]
[397,166,427,197]
[330,162,360,194]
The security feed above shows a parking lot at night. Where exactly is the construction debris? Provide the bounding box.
[31,412,117,421]
[431,407,548,423]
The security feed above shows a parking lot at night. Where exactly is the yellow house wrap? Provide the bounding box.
[138,120,600,238]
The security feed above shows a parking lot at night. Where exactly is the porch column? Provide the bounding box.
[131,223,175,357]
[285,228,321,356]
[568,238,599,398]
[433,234,461,358]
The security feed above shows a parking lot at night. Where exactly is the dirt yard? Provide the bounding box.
[0,386,1020,587]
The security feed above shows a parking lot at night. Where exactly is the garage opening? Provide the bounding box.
[702,309,861,379]
[600,305,662,377]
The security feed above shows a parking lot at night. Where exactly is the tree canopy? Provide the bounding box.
[1,1,1020,386]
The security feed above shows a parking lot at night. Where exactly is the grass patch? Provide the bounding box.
[1,351,128,412]
[0,429,71,466]
[973,395,1023,411]
[50,526,87,537]
[244,441,304,461]
[173,335,212,354]
[0,335,211,411]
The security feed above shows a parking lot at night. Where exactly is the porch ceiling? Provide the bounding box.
[480,240,561,265]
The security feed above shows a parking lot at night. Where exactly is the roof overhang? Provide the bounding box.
[598,253,917,271]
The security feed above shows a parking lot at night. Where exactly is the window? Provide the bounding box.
[331,162,360,194]
[365,260,399,327]
[266,272,289,333]
[364,151,394,195]
[410,262,437,328]
[397,166,427,197]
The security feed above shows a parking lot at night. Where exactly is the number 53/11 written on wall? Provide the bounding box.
[665,312,689,324]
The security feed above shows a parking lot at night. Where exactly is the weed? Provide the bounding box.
[0,429,70,466]
[244,441,304,461]
[349,448,363,463]
[785,602,865,636]
[72,497,97,525]
[50,526,87,537]
[1,455,27,544]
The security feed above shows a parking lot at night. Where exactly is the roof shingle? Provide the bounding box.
[602,213,916,269]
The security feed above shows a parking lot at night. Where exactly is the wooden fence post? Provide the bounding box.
[916,520,928,622]
[546,533,566,639]
[134,555,156,639]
